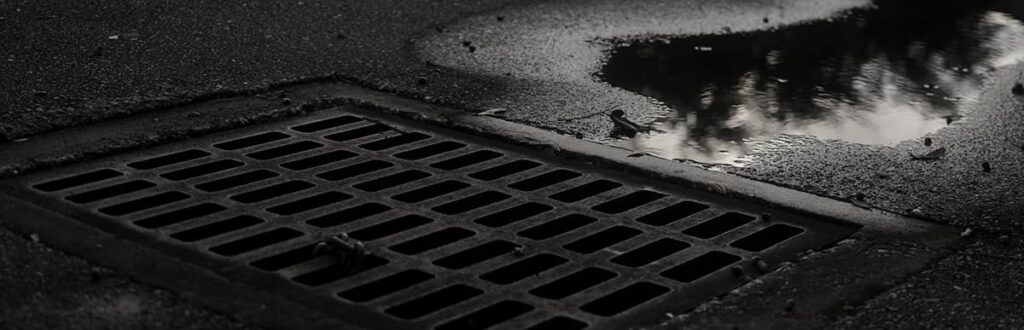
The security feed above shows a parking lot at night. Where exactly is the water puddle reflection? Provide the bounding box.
[600,0,1024,165]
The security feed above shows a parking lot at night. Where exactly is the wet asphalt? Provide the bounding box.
[2,0,1024,328]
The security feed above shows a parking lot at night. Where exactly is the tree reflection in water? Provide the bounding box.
[600,0,1024,164]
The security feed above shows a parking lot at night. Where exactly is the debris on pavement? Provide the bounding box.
[910,147,947,161]
[944,115,964,125]
[609,109,645,137]
[475,108,507,118]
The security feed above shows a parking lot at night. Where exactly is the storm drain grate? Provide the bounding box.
[8,108,859,329]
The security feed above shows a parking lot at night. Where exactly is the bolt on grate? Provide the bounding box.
[8,108,859,329]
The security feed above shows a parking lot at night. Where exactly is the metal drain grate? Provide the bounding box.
[7,108,859,329]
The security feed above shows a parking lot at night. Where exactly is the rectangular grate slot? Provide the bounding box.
[509,170,582,191]
[389,227,475,255]
[431,150,503,170]
[436,300,534,330]
[385,284,483,320]
[170,215,264,242]
[305,203,391,228]
[563,226,643,254]
[134,203,227,229]
[480,254,568,285]
[610,238,690,267]
[683,212,755,239]
[98,191,190,216]
[731,224,805,252]
[246,141,323,160]
[230,180,315,203]
[317,160,394,181]
[474,202,553,228]
[580,282,669,317]
[469,160,542,181]
[292,255,388,286]
[210,228,304,256]
[250,244,317,271]
[518,214,597,240]
[360,132,430,151]
[637,201,710,226]
[281,150,358,171]
[431,191,511,215]
[195,170,280,192]
[392,180,471,203]
[161,160,245,181]
[394,141,466,160]
[550,180,622,203]
[434,240,519,269]
[592,190,667,214]
[127,149,211,170]
[66,180,155,203]
[527,316,589,330]
[266,191,351,215]
[33,169,124,192]
[324,124,390,142]
[214,131,290,150]
[291,115,361,132]
[338,270,435,303]
[348,215,432,241]
[660,251,742,283]
[353,170,431,192]
[529,267,617,300]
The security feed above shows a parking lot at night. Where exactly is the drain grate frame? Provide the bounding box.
[2,107,859,330]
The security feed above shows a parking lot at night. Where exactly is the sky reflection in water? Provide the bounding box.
[600,0,1024,165]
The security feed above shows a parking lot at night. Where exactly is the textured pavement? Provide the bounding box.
[2,0,1023,328]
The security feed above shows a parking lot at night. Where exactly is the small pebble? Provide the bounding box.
[961,228,973,238]
[729,266,744,277]
[513,246,525,256]
[982,162,992,173]
[784,299,796,312]
[574,132,583,139]
[29,233,40,242]
[924,137,932,146]
[468,46,476,53]
[281,97,292,105]
[854,192,866,201]
[754,258,770,273]
[1013,83,1024,95]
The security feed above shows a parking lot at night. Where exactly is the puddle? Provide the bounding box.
[600,0,1024,165]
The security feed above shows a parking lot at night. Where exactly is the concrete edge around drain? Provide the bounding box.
[0,191,363,330]
[330,85,951,237]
